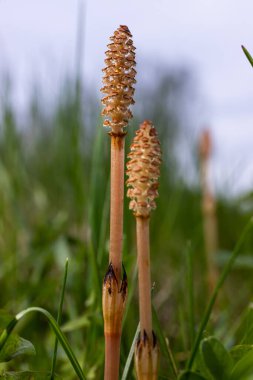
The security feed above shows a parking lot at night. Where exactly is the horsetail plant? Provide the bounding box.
[199,129,218,295]
[127,120,161,379]
[101,25,136,380]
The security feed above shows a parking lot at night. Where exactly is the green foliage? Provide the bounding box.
[230,345,253,363]
[230,349,253,379]
[0,308,85,379]
[200,337,233,379]
[152,305,178,378]
[0,337,35,364]
[50,258,69,379]
[0,70,253,378]
[179,372,206,380]
[0,312,35,364]
[182,336,253,380]
[0,372,61,379]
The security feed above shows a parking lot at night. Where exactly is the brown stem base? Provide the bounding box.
[135,330,159,380]
[103,263,127,380]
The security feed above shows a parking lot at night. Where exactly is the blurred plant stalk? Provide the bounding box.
[127,120,161,379]
[199,129,219,295]
[101,25,136,380]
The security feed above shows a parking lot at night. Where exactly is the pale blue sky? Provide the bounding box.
[0,0,253,193]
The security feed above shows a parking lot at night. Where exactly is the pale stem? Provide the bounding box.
[200,158,209,196]
[104,334,121,380]
[136,216,152,339]
[110,135,125,282]
[200,157,218,292]
[203,207,218,291]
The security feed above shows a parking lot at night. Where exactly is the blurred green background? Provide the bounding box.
[0,65,253,379]
[0,1,253,378]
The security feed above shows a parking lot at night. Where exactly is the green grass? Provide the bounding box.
[0,73,253,379]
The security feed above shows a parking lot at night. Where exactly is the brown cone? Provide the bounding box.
[101,25,136,134]
[126,120,162,217]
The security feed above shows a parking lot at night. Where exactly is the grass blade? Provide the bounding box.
[50,258,69,379]
[87,123,105,301]
[123,264,138,326]
[187,217,253,370]
[186,243,195,346]
[242,45,253,67]
[0,307,85,380]
[152,304,178,379]
[121,323,140,380]
[97,178,110,265]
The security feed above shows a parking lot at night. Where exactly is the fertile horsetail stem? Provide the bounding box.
[199,129,218,295]
[101,24,136,280]
[101,25,136,380]
[127,120,161,379]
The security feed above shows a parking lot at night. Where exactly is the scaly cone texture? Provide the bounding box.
[101,25,136,135]
[126,120,162,218]
[127,120,161,379]
[198,129,218,294]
